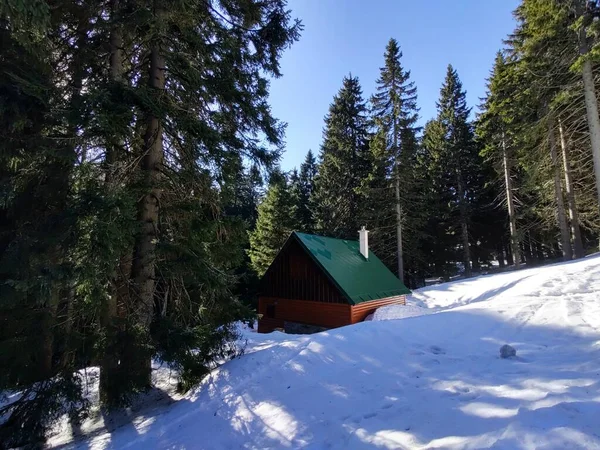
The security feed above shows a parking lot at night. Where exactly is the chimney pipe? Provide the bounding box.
[359,226,369,260]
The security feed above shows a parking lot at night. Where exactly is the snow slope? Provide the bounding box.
[53,255,600,449]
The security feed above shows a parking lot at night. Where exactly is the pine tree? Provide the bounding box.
[313,75,371,239]
[248,173,298,276]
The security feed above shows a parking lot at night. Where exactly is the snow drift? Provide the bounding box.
[371,303,430,321]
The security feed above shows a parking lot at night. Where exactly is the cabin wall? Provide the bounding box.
[258,296,351,333]
[260,238,345,303]
[257,295,407,333]
[350,295,406,324]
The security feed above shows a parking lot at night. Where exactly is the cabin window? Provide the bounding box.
[266,304,276,318]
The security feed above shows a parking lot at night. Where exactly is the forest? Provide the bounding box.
[2,0,600,447]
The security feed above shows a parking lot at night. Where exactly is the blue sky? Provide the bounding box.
[269,0,520,171]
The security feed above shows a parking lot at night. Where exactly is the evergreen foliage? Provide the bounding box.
[366,38,423,285]
[422,66,484,278]
[0,0,300,446]
[248,172,298,276]
[294,150,318,232]
[313,75,372,239]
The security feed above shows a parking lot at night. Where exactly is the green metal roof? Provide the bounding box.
[292,232,411,305]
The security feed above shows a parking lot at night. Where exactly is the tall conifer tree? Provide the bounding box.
[313,76,371,239]
[423,66,480,277]
[248,172,298,276]
[297,150,318,232]
[369,38,419,282]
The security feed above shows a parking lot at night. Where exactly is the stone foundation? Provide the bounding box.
[284,321,327,335]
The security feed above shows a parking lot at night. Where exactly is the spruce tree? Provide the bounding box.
[313,75,371,239]
[101,0,301,403]
[423,66,481,277]
[297,150,318,232]
[421,119,457,277]
[248,172,298,276]
[368,38,419,282]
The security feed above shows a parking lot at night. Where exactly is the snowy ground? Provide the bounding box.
[51,255,600,449]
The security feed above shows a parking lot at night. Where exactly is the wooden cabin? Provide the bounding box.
[257,228,411,333]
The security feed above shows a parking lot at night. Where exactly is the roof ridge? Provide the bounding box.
[293,230,359,243]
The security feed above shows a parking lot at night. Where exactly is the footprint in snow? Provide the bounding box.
[430,345,446,355]
[425,358,441,366]
[443,386,473,399]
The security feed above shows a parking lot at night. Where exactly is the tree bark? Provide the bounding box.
[558,118,584,258]
[575,1,600,213]
[549,118,573,260]
[502,132,520,268]
[129,1,165,387]
[456,169,471,277]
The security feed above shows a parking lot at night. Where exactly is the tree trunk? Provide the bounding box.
[549,118,573,260]
[41,11,88,379]
[497,241,505,268]
[456,169,471,277]
[522,233,533,265]
[530,233,538,265]
[505,241,514,266]
[40,286,59,378]
[550,241,559,259]
[558,118,584,258]
[100,0,130,406]
[535,240,545,262]
[393,117,404,282]
[502,132,520,268]
[576,1,600,213]
[129,3,165,387]
[395,177,404,282]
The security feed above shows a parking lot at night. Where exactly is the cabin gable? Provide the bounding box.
[260,236,347,304]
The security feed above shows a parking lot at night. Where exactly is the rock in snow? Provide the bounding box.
[500,344,517,358]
